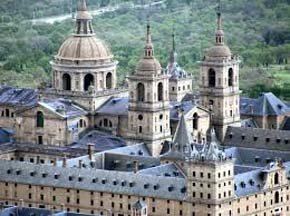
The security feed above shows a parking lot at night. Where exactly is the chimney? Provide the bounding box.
[133,161,139,174]
[88,143,94,161]
[36,156,40,164]
[19,199,24,208]
[79,160,83,169]
[60,204,65,211]
[53,158,57,167]
[62,155,67,168]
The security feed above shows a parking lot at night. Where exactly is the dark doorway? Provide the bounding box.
[84,74,94,91]
[63,74,71,90]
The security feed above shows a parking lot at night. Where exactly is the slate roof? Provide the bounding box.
[240,118,258,128]
[0,128,13,144]
[0,86,38,107]
[96,97,128,116]
[0,206,98,216]
[224,126,290,151]
[71,130,126,151]
[240,92,290,116]
[138,163,184,178]
[39,99,87,119]
[281,116,290,130]
[170,100,196,121]
[165,51,191,80]
[0,160,187,200]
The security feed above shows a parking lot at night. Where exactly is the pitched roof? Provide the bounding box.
[0,128,13,144]
[0,160,187,200]
[96,97,129,116]
[224,126,290,151]
[39,99,87,119]
[240,92,290,116]
[0,86,38,107]
[281,116,290,130]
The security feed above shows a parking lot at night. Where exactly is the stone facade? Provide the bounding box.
[127,23,171,156]
[200,10,241,141]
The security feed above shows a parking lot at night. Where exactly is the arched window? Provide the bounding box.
[193,113,198,130]
[36,111,44,128]
[275,191,279,203]
[208,68,216,87]
[84,74,94,91]
[79,119,83,128]
[274,173,279,185]
[106,72,112,89]
[109,121,112,127]
[137,83,145,102]
[228,68,233,87]
[104,119,108,127]
[5,109,10,117]
[63,74,71,91]
[158,82,163,101]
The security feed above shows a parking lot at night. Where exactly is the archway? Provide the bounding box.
[208,68,216,87]
[158,82,163,101]
[275,191,279,203]
[274,173,279,185]
[228,68,233,86]
[106,72,112,89]
[84,74,94,91]
[63,74,71,91]
[137,83,145,102]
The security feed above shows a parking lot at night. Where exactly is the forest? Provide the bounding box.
[0,0,289,99]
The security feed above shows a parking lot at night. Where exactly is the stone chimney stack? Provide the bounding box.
[88,143,94,161]
[62,155,67,168]
[79,160,83,169]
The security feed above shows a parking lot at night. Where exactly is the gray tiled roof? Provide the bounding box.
[138,163,184,178]
[96,97,128,116]
[71,130,126,151]
[39,99,87,119]
[0,128,13,144]
[0,160,187,200]
[240,118,258,128]
[224,126,290,151]
[240,92,290,116]
[0,86,37,107]
[170,101,196,121]
[281,117,290,130]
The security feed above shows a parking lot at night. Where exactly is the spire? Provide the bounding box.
[144,18,154,58]
[75,0,94,35]
[169,29,177,64]
[215,0,224,45]
[79,0,87,11]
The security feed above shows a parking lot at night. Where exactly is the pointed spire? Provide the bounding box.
[79,0,87,11]
[144,17,154,58]
[169,28,177,64]
[75,0,94,35]
[215,0,225,45]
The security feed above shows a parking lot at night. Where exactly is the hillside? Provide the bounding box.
[0,0,289,99]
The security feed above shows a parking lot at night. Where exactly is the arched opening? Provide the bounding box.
[274,173,279,185]
[274,191,279,203]
[62,74,71,91]
[5,109,10,117]
[228,68,234,87]
[106,73,112,89]
[36,111,44,128]
[84,74,94,91]
[104,119,108,127]
[193,113,198,130]
[79,119,84,128]
[158,82,163,101]
[137,83,145,102]
[208,68,216,87]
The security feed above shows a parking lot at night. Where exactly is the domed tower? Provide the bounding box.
[200,3,241,141]
[127,22,171,156]
[51,0,117,93]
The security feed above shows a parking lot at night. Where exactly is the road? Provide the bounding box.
[30,1,165,25]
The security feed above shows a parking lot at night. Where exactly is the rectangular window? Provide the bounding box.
[38,136,43,145]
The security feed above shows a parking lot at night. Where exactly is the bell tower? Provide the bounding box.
[127,22,171,156]
[200,1,241,141]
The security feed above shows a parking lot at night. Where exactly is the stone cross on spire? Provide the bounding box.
[169,27,177,64]
[79,0,88,11]
[144,17,154,58]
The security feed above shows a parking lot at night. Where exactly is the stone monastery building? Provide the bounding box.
[0,1,290,216]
